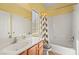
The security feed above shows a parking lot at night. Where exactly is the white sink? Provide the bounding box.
[2,40,31,52]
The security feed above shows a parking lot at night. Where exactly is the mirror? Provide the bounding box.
[32,10,40,36]
[12,14,31,37]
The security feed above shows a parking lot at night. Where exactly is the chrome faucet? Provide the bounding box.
[12,37,17,44]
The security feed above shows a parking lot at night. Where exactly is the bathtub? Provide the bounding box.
[50,44,76,55]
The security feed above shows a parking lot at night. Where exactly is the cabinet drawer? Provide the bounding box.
[39,41,43,48]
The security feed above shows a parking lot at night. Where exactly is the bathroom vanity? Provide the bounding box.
[19,40,43,55]
[0,37,43,55]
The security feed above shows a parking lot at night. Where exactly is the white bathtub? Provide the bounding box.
[50,44,76,55]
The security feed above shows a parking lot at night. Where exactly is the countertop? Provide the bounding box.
[0,37,43,55]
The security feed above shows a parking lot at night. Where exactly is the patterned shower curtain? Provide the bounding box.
[41,15,48,45]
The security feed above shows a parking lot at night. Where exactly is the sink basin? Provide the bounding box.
[2,40,31,52]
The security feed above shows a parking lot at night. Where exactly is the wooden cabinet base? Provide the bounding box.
[19,40,43,55]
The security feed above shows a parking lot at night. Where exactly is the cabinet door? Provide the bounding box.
[38,41,43,55]
[28,44,38,55]
[38,46,43,55]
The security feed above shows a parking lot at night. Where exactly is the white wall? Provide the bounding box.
[0,11,10,39]
[48,12,73,48]
[0,11,13,50]
[74,4,79,55]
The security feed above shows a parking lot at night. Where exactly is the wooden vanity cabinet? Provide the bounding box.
[27,44,38,55]
[19,40,43,55]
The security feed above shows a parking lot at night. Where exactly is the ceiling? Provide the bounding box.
[12,3,76,18]
[43,3,57,8]
[0,3,75,20]
[16,3,75,12]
